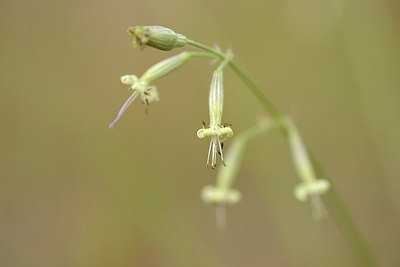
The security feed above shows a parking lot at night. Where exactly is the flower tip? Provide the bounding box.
[126,26,135,35]
[109,121,117,129]
[120,75,137,86]
[197,128,205,138]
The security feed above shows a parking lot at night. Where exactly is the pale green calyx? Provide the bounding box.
[286,117,330,218]
[128,26,188,51]
[140,52,192,83]
[197,70,233,169]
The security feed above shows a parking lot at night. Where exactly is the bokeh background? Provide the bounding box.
[1,0,400,266]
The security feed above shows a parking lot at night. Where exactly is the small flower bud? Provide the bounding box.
[127,26,188,51]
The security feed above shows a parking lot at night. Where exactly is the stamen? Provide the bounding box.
[211,139,217,169]
[310,194,327,220]
[217,138,226,166]
[109,91,138,128]
[215,204,227,230]
[206,139,213,169]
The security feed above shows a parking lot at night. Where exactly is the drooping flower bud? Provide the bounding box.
[110,52,200,128]
[197,70,233,169]
[127,26,188,51]
[286,117,330,219]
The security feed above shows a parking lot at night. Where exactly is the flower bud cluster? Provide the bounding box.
[110,25,333,222]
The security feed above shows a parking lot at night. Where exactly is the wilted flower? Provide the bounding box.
[197,70,233,169]
[109,52,193,128]
[109,75,159,128]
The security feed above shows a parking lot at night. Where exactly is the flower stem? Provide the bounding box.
[227,62,288,134]
[187,39,226,59]
[188,51,216,60]
[188,39,377,266]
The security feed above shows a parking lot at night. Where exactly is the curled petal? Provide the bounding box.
[109,91,138,128]
[120,75,138,86]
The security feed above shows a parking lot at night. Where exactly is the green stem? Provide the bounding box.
[187,39,226,59]
[188,51,216,60]
[228,62,288,134]
[188,39,376,266]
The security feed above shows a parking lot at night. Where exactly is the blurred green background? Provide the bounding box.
[1,0,400,266]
